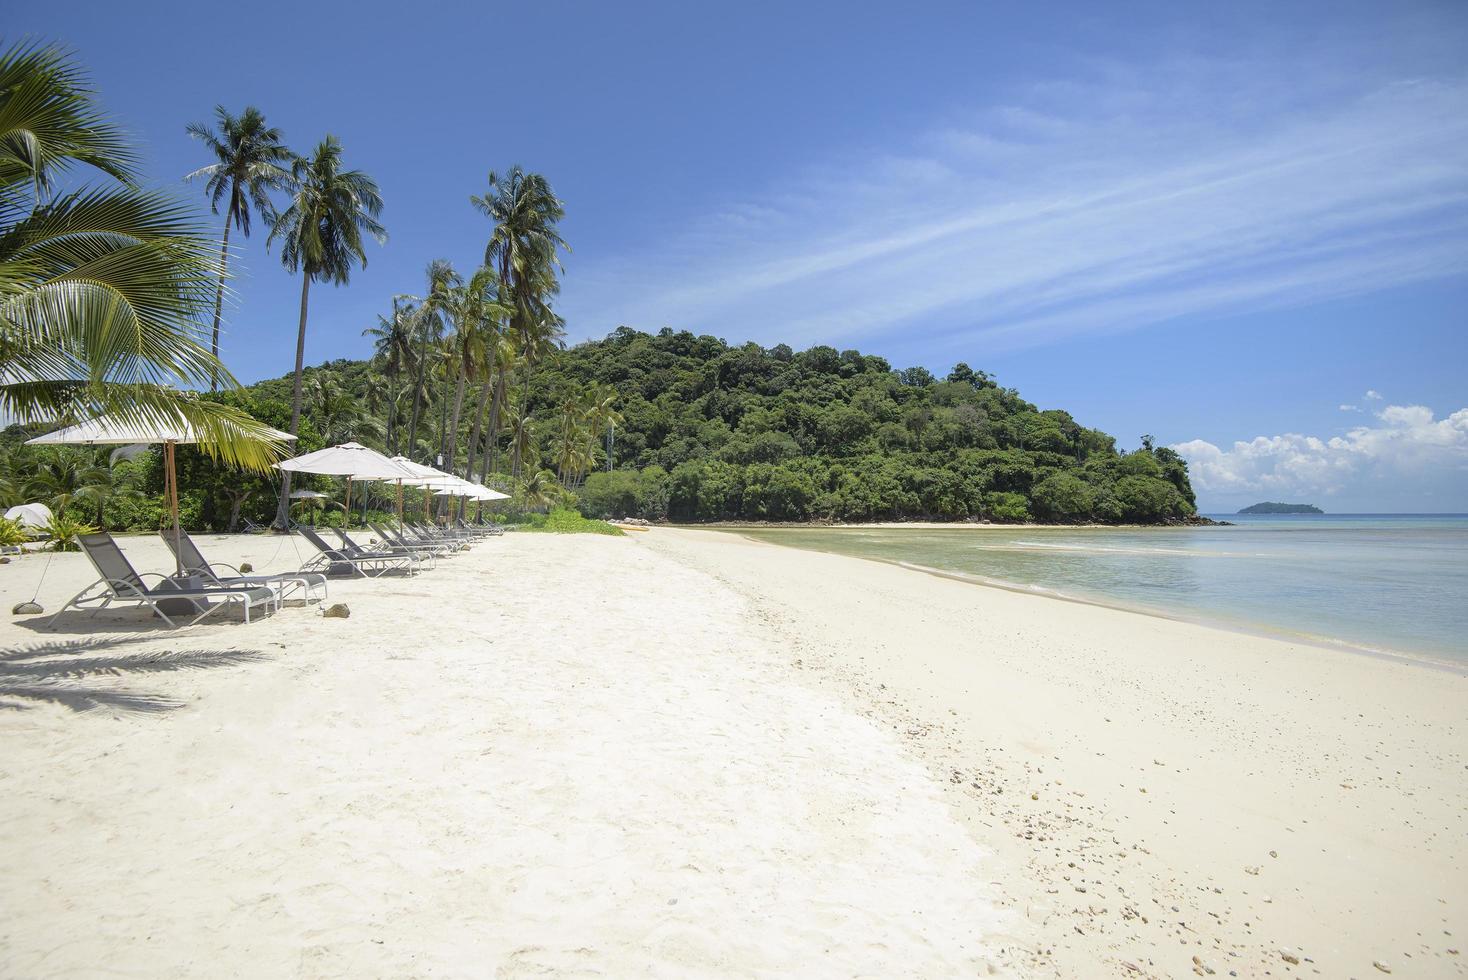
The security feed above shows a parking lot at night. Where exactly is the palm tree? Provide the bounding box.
[25,450,105,516]
[519,468,559,514]
[74,457,144,527]
[0,42,288,471]
[583,383,623,473]
[473,336,517,484]
[441,266,509,474]
[470,168,568,476]
[507,405,535,479]
[185,106,291,389]
[267,135,386,527]
[360,371,389,422]
[405,260,458,459]
[362,296,417,453]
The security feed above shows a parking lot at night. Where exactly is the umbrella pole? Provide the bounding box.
[344,477,353,528]
[396,480,404,533]
[165,440,182,576]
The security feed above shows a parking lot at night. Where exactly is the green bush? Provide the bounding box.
[518,508,624,536]
[984,491,1032,522]
[1114,475,1189,522]
[44,514,99,551]
[0,516,29,547]
[1031,472,1095,522]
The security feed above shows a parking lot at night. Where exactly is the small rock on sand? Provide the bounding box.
[323,603,350,619]
[11,601,42,615]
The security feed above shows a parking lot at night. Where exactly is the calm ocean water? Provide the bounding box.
[733,515,1468,663]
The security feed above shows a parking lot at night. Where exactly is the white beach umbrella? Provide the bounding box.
[434,480,509,524]
[434,482,508,501]
[374,455,452,524]
[4,503,53,531]
[276,442,421,522]
[387,455,453,483]
[385,455,460,525]
[430,476,477,496]
[28,412,295,574]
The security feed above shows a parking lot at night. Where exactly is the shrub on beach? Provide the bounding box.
[0,517,30,547]
[518,508,624,536]
[43,514,99,551]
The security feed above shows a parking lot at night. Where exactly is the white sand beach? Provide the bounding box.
[1,528,1464,978]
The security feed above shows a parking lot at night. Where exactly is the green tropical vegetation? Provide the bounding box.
[0,41,287,472]
[185,104,292,389]
[1,39,1199,533]
[267,134,387,527]
[1238,502,1323,515]
[517,508,624,536]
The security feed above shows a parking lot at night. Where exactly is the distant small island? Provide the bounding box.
[1237,502,1324,515]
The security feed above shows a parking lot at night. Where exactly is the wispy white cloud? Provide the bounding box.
[563,56,1468,353]
[1173,402,1468,498]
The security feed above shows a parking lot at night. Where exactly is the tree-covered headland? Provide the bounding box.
[236,327,1201,526]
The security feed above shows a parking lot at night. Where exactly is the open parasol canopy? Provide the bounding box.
[276,443,422,523]
[27,411,295,574]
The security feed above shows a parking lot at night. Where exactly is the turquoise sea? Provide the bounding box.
[732,515,1468,664]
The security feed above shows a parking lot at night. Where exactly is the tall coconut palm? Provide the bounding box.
[583,382,623,473]
[470,168,568,476]
[362,295,417,453]
[405,259,458,458]
[441,266,509,474]
[0,42,288,470]
[268,135,386,527]
[185,105,291,389]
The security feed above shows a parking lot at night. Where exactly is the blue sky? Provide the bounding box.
[24,0,1468,511]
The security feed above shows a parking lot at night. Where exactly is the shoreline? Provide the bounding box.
[640,528,1468,978]
[727,535,1468,675]
[2,530,1463,977]
[666,519,1230,531]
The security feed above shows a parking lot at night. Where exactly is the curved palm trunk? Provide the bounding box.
[482,370,507,481]
[445,373,466,469]
[435,372,450,460]
[273,273,311,529]
[209,215,232,392]
[512,362,535,478]
[385,371,399,454]
[406,315,431,459]
[464,377,491,486]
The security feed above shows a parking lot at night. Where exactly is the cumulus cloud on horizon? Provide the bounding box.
[1173,402,1468,499]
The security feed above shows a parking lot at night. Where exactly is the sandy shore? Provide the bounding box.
[645,529,1467,978]
[1,528,1463,977]
[0,532,1010,976]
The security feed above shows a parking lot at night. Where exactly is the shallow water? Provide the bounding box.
[731,514,1468,662]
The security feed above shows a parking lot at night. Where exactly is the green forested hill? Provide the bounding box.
[4,326,1199,530]
[544,327,1196,523]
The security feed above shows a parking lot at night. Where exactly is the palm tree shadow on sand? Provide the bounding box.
[0,635,266,713]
